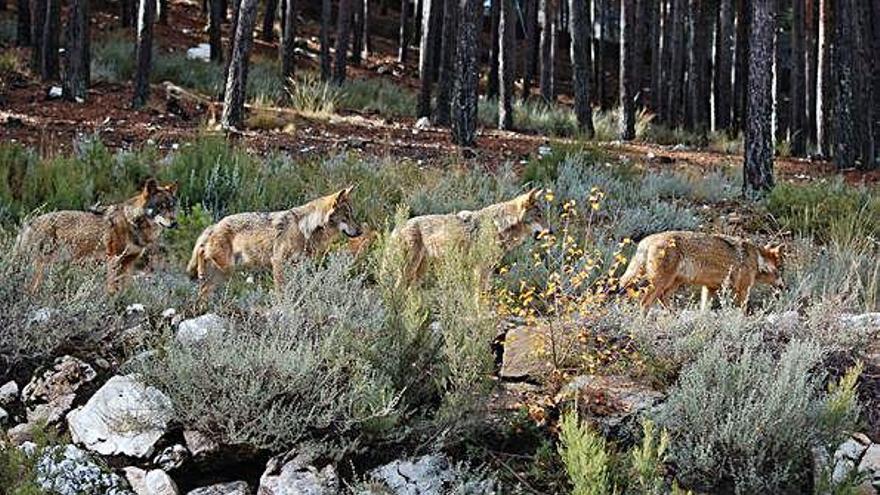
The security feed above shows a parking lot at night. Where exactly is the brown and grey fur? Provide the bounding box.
[16,179,179,292]
[391,188,547,284]
[187,187,361,299]
[618,230,784,311]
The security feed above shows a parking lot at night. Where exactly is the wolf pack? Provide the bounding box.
[15,177,785,311]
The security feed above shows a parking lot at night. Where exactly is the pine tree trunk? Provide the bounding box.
[40,0,60,81]
[789,0,806,155]
[210,0,224,62]
[159,0,168,24]
[658,0,672,122]
[498,0,515,129]
[29,0,45,71]
[281,0,295,82]
[832,0,856,168]
[261,0,278,41]
[714,0,734,132]
[362,0,372,57]
[620,0,635,139]
[487,0,500,99]
[132,0,155,108]
[771,0,787,145]
[805,0,817,146]
[320,0,331,80]
[221,0,258,129]
[417,0,438,117]
[732,0,748,133]
[666,0,685,127]
[816,0,832,157]
[743,0,775,194]
[521,0,537,99]
[120,0,133,28]
[63,0,89,102]
[569,0,595,136]
[398,0,408,63]
[451,0,480,146]
[334,0,352,84]
[595,0,606,108]
[649,0,662,115]
[16,0,30,45]
[434,0,457,125]
[539,0,555,102]
[351,0,364,64]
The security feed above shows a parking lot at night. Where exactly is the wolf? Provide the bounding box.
[390,188,548,285]
[186,187,362,298]
[618,230,784,311]
[16,178,179,292]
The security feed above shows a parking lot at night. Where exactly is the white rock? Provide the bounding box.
[414,116,431,130]
[19,441,38,456]
[28,307,56,324]
[187,481,249,495]
[835,437,870,462]
[126,303,147,315]
[765,310,800,331]
[186,43,212,62]
[369,455,494,495]
[67,375,173,458]
[259,454,338,495]
[162,308,177,319]
[176,313,228,345]
[47,86,63,99]
[125,467,180,495]
[0,406,8,424]
[184,430,219,456]
[537,145,552,157]
[0,380,18,405]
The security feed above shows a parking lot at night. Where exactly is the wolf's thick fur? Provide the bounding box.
[16,179,179,292]
[618,230,784,310]
[187,187,361,298]
[391,188,547,284]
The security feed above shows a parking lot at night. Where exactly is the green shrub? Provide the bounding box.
[286,73,342,117]
[629,419,670,495]
[558,410,613,495]
[657,335,858,494]
[765,180,880,241]
[162,203,214,265]
[339,77,418,118]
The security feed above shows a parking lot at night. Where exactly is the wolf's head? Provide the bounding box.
[757,243,784,288]
[140,178,179,229]
[326,186,362,238]
[513,188,549,238]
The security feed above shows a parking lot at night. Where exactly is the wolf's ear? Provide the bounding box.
[333,187,352,207]
[164,181,178,194]
[143,178,159,195]
[517,187,541,208]
[763,242,784,261]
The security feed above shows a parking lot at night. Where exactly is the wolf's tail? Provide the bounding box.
[186,227,212,281]
[616,242,648,293]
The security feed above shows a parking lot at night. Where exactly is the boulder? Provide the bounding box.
[184,430,219,457]
[0,406,8,424]
[67,375,173,458]
[499,325,560,380]
[0,380,19,405]
[556,374,664,442]
[176,314,228,345]
[188,481,250,495]
[21,356,97,427]
[858,444,880,492]
[368,455,494,495]
[125,467,180,495]
[258,449,338,495]
[35,444,132,495]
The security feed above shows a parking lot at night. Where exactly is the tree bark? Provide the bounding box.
[498,0,515,129]
[334,0,353,84]
[159,0,168,24]
[620,0,636,139]
[16,0,30,46]
[261,0,278,41]
[771,0,787,145]
[487,0,500,99]
[805,0,817,146]
[40,0,60,81]
[120,0,134,28]
[221,0,259,129]
[132,0,155,108]
[351,0,364,64]
[743,0,775,194]
[320,0,331,80]
[649,0,662,115]
[521,0,538,99]
[569,0,595,136]
[789,0,806,155]
[732,0,748,133]
[714,0,734,132]
[816,0,832,157]
[29,0,45,72]
[417,0,439,117]
[539,0,555,102]
[362,0,371,57]
[831,0,857,168]
[451,0,480,146]
[666,0,686,127]
[281,0,295,82]
[435,0,457,125]
[210,0,224,62]
[63,0,89,102]
[595,0,606,107]
[398,0,409,63]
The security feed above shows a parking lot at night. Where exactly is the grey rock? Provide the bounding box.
[414,117,431,130]
[0,406,7,424]
[499,325,557,380]
[187,482,250,495]
[28,307,56,324]
[368,455,494,495]
[125,466,180,495]
[26,393,76,425]
[19,441,38,456]
[184,430,219,457]
[0,380,19,405]
[22,355,96,405]
[67,375,173,458]
[259,451,338,495]
[8,422,35,445]
[154,444,189,471]
[177,313,228,345]
[835,437,870,462]
[36,444,132,495]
